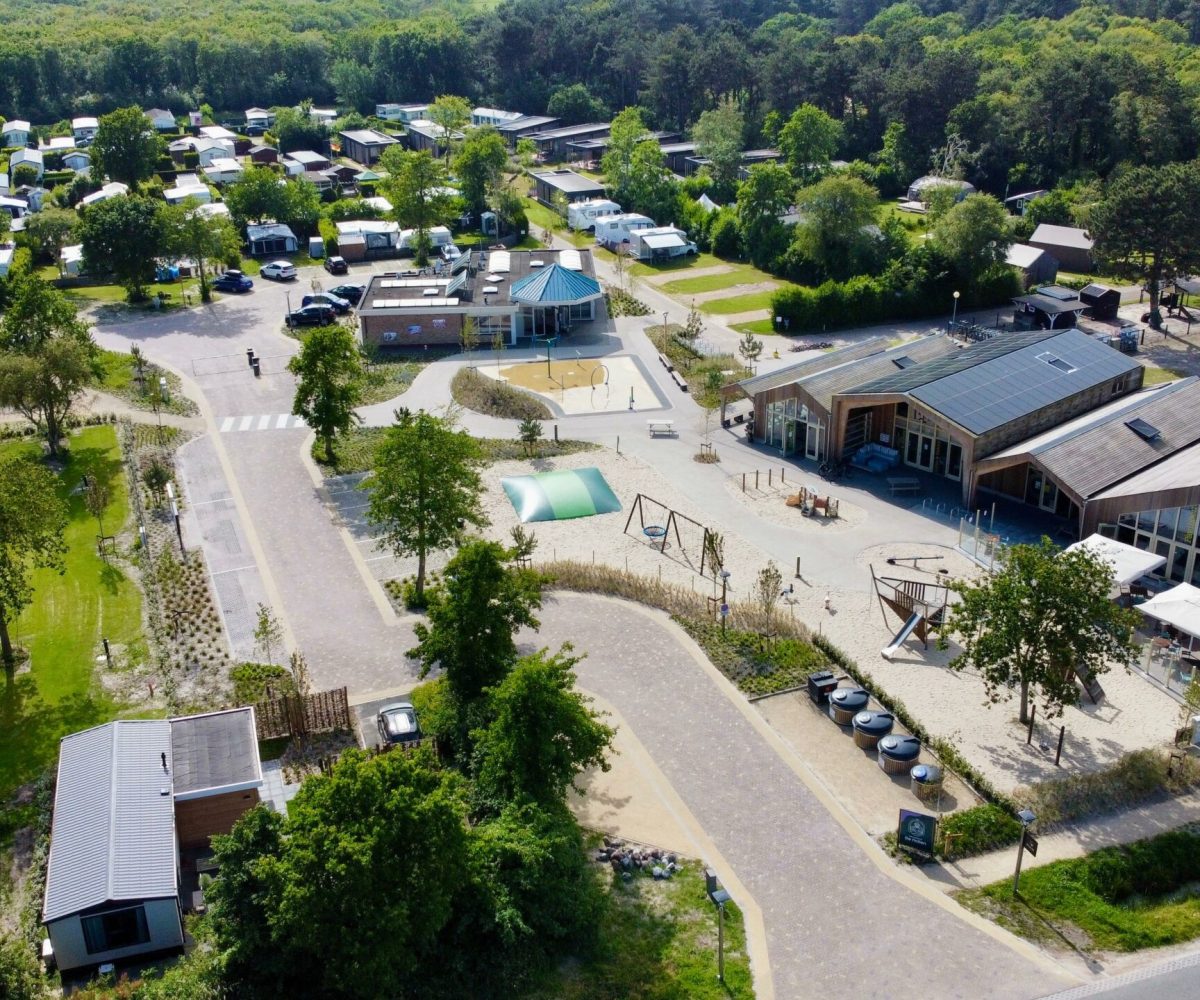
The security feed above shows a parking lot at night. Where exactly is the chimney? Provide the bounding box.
[161,752,168,772]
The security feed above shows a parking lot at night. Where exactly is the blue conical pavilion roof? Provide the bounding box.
[509,263,601,306]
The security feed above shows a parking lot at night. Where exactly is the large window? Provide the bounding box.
[82,905,150,955]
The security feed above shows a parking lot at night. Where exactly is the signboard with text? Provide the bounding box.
[897,809,937,858]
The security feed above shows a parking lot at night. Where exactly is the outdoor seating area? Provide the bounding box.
[785,486,840,518]
[1132,581,1200,698]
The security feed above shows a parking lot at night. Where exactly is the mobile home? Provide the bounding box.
[593,213,655,249]
[567,199,622,232]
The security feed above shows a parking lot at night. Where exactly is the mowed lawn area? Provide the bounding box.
[0,425,143,807]
[659,262,776,296]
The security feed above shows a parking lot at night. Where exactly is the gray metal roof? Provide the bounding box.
[1092,441,1200,502]
[1030,224,1093,250]
[1013,292,1085,315]
[1008,377,1200,499]
[44,721,177,924]
[171,708,262,797]
[730,337,916,401]
[901,329,1140,435]
[531,169,605,195]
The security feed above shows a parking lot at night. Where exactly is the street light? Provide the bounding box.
[719,570,731,633]
[951,290,961,328]
[1012,808,1037,897]
[705,868,732,983]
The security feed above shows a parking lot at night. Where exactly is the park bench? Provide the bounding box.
[887,476,921,496]
[647,420,676,438]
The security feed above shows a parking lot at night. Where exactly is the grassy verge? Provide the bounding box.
[313,427,598,476]
[529,859,754,1000]
[38,264,202,308]
[660,265,770,296]
[958,828,1200,952]
[0,425,142,803]
[523,198,593,248]
[733,319,779,336]
[451,366,552,420]
[96,349,198,416]
[601,249,729,278]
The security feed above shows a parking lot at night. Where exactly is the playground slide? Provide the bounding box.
[881,612,923,661]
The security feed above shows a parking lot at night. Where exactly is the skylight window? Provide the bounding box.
[1126,417,1161,442]
[1036,352,1077,374]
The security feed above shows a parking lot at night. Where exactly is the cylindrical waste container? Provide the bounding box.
[829,687,869,725]
[852,711,894,749]
[878,734,921,775]
[910,764,944,804]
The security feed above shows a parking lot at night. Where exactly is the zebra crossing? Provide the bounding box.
[219,414,308,433]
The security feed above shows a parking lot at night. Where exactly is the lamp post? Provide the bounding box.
[719,569,731,633]
[663,310,669,335]
[1012,808,1037,897]
[951,290,961,328]
[705,868,732,983]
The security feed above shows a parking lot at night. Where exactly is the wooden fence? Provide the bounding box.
[256,687,351,740]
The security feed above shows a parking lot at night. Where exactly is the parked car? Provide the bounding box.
[323,255,349,275]
[301,291,351,313]
[328,284,365,305]
[285,304,335,327]
[212,270,253,293]
[261,260,298,281]
[441,243,462,262]
[376,701,421,746]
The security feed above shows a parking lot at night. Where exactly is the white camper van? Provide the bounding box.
[567,198,622,232]
[593,213,655,249]
[627,226,699,261]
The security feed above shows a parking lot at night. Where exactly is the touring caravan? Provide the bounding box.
[397,226,454,254]
[627,226,698,261]
[567,198,622,232]
[593,213,655,249]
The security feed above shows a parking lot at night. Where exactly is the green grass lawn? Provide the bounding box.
[1142,364,1185,386]
[36,264,203,307]
[528,860,754,1000]
[697,290,777,316]
[958,828,1200,952]
[660,267,774,296]
[95,349,197,415]
[622,251,729,278]
[0,425,143,804]
[732,319,778,336]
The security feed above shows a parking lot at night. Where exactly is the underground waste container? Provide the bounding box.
[910,764,944,804]
[829,687,869,725]
[852,710,895,749]
[878,734,921,775]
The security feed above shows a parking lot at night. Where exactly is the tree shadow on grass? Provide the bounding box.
[0,676,115,800]
[98,559,129,596]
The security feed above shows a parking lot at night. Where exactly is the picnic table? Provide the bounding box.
[647,419,676,437]
[887,476,921,496]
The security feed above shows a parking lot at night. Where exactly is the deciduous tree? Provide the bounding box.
[735,162,794,269]
[163,202,241,302]
[78,194,166,301]
[90,105,162,191]
[23,207,76,274]
[546,82,608,124]
[427,94,471,161]
[791,174,878,281]
[365,409,485,603]
[933,193,1012,284]
[409,539,544,715]
[942,538,1140,723]
[0,455,68,669]
[472,646,614,809]
[380,148,452,267]
[454,127,507,217]
[691,97,744,199]
[778,103,843,185]
[287,323,364,462]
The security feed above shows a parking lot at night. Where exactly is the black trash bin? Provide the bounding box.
[807,671,838,705]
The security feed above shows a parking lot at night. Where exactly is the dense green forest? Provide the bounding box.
[2,0,1199,191]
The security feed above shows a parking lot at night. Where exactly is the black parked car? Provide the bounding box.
[376,702,421,746]
[285,304,336,328]
[212,270,253,293]
[323,255,349,275]
[328,284,365,306]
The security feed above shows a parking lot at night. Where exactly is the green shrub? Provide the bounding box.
[676,619,828,696]
[938,804,1022,860]
[450,367,551,420]
[230,661,294,703]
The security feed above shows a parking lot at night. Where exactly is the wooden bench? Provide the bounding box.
[887,476,921,496]
[670,370,689,392]
[647,420,676,438]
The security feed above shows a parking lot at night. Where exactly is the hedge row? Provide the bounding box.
[770,268,1019,333]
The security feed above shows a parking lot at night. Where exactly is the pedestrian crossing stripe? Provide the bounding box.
[219,415,307,432]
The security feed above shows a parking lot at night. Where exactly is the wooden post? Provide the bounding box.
[1026,703,1036,745]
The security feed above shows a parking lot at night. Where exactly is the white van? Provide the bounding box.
[567,198,622,232]
[593,213,655,249]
